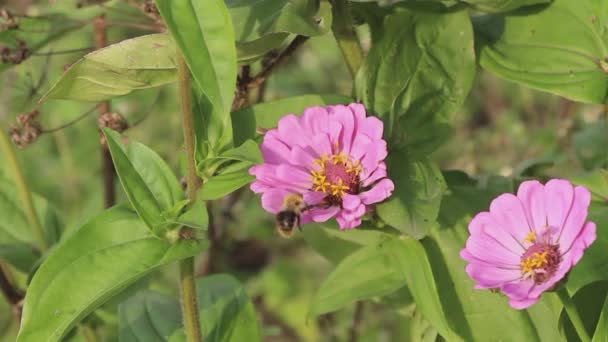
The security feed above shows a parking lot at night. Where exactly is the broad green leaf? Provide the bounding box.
[356,7,475,153]
[308,237,408,317]
[559,282,608,341]
[17,206,208,342]
[572,169,608,203]
[231,94,353,146]
[174,200,209,231]
[228,0,332,43]
[574,119,608,170]
[104,129,183,233]
[0,178,62,272]
[198,139,263,174]
[156,0,237,116]
[376,150,446,239]
[0,14,83,74]
[475,0,608,103]
[119,291,182,342]
[302,220,393,263]
[236,33,290,64]
[41,34,177,102]
[593,290,608,342]
[199,169,254,201]
[196,274,261,341]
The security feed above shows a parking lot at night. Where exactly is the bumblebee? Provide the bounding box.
[275,193,308,238]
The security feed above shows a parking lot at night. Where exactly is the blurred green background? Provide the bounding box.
[0,0,605,341]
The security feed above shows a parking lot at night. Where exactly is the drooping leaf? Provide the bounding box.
[235,33,290,64]
[231,94,353,146]
[593,290,608,342]
[376,149,446,239]
[356,7,475,153]
[302,220,393,263]
[156,0,237,116]
[475,0,608,103]
[199,169,254,201]
[459,0,552,12]
[17,206,208,342]
[308,237,408,318]
[0,178,62,272]
[104,129,183,234]
[558,282,608,342]
[119,291,182,342]
[41,34,177,102]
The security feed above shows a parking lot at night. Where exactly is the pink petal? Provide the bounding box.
[343,194,361,210]
[557,185,591,251]
[460,249,519,270]
[302,106,329,134]
[309,206,340,222]
[289,145,316,169]
[544,179,574,233]
[339,204,366,222]
[329,105,356,154]
[261,189,290,214]
[517,180,547,231]
[467,213,522,264]
[565,221,596,265]
[509,297,539,310]
[311,133,333,157]
[361,163,387,187]
[261,131,291,164]
[349,134,372,161]
[277,114,307,147]
[489,193,531,246]
[501,279,534,301]
[470,212,525,256]
[528,256,572,298]
[466,263,521,288]
[359,179,394,205]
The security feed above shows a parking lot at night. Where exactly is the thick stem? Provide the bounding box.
[348,301,364,342]
[177,50,203,342]
[330,0,363,78]
[557,287,591,342]
[94,14,116,209]
[0,129,47,252]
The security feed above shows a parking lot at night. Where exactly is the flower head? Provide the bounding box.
[461,179,596,309]
[249,103,394,229]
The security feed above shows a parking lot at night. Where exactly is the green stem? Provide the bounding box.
[0,129,47,252]
[330,0,364,78]
[176,50,203,342]
[557,287,591,342]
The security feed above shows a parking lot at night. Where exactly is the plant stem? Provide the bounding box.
[0,129,47,252]
[330,0,363,78]
[94,14,116,209]
[557,287,591,342]
[177,50,203,342]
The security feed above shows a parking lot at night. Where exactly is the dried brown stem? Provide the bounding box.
[347,301,364,342]
[94,14,116,208]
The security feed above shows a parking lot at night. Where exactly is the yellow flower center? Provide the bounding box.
[310,151,362,199]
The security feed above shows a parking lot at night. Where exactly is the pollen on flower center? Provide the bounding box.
[310,151,362,201]
[520,242,561,284]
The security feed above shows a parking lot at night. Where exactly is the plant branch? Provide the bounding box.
[348,301,364,342]
[94,14,116,209]
[177,49,203,342]
[31,47,93,56]
[42,105,97,133]
[0,129,47,252]
[329,0,363,78]
[246,35,309,90]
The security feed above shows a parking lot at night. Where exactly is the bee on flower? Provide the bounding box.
[249,103,395,232]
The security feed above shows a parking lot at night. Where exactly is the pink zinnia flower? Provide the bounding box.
[461,179,596,309]
[249,103,395,229]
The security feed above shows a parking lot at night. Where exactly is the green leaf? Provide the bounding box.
[593,290,608,342]
[376,150,446,239]
[119,290,182,342]
[199,169,254,201]
[572,169,608,203]
[356,7,475,153]
[559,282,608,341]
[459,0,552,12]
[574,119,608,170]
[228,0,332,43]
[41,34,177,102]
[0,178,62,272]
[231,94,353,146]
[475,0,608,103]
[104,129,183,233]
[173,200,209,231]
[17,206,208,342]
[236,33,290,64]
[308,237,408,317]
[196,274,261,341]
[156,0,237,116]
[302,220,393,263]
